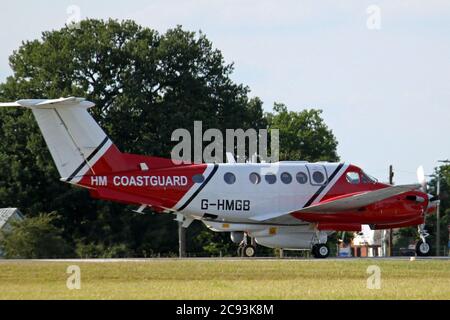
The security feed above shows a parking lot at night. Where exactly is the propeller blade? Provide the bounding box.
[429,195,439,202]
[417,166,427,192]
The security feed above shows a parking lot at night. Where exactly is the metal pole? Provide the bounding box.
[388,165,394,256]
[178,221,186,258]
[436,175,440,256]
[381,230,387,256]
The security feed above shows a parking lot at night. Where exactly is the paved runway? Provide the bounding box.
[1,256,449,263]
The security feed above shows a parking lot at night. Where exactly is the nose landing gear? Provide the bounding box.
[416,224,432,256]
[416,240,431,256]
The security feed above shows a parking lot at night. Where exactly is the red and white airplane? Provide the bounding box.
[0,97,439,258]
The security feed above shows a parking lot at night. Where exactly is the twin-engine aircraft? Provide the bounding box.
[0,97,439,258]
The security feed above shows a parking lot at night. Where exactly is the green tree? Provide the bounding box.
[0,19,266,257]
[0,19,340,257]
[188,224,234,257]
[266,103,339,162]
[0,212,70,258]
[425,165,450,255]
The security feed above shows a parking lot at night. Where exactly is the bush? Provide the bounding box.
[0,212,70,258]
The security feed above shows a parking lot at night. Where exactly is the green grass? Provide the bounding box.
[0,259,449,299]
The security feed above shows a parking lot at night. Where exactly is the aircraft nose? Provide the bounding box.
[426,194,440,214]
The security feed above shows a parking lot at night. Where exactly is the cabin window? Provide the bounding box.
[224,172,236,184]
[192,174,205,184]
[312,171,325,184]
[296,172,308,184]
[280,172,292,184]
[264,174,277,184]
[249,172,261,185]
[346,172,360,184]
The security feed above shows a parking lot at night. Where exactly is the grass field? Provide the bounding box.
[0,259,449,300]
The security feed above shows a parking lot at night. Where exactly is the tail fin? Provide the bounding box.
[0,97,121,184]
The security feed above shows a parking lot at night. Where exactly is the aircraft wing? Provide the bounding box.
[251,184,421,224]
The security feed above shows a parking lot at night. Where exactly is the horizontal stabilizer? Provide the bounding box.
[0,97,94,109]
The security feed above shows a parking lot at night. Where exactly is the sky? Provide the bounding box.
[1,0,449,184]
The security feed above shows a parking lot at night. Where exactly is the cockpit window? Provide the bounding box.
[346,172,360,184]
[361,171,377,183]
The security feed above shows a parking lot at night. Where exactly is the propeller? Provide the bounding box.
[416,165,440,212]
[416,165,428,193]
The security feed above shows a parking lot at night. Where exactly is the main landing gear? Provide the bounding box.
[311,243,330,259]
[242,245,256,257]
[311,231,330,259]
[416,224,432,256]
[237,233,257,257]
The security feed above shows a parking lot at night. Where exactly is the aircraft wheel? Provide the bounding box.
[312,244,329,259]
[311,244,318,257]
[243,245,256,257]
[416,240,432,256]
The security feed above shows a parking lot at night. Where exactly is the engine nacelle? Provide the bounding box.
[230,231,244,244]
[255,232,318,250]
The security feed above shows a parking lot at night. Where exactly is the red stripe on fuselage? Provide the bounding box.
[292,164,428,226]
[76,144,208,210]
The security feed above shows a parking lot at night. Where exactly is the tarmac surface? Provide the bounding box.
[1,256,449,263]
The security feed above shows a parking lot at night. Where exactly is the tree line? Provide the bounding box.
[0,19,339,258]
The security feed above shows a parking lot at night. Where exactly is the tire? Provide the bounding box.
[311,244,318,258]
[243,245,256,257]
[313,244,329,259]
[416,240,432,256]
